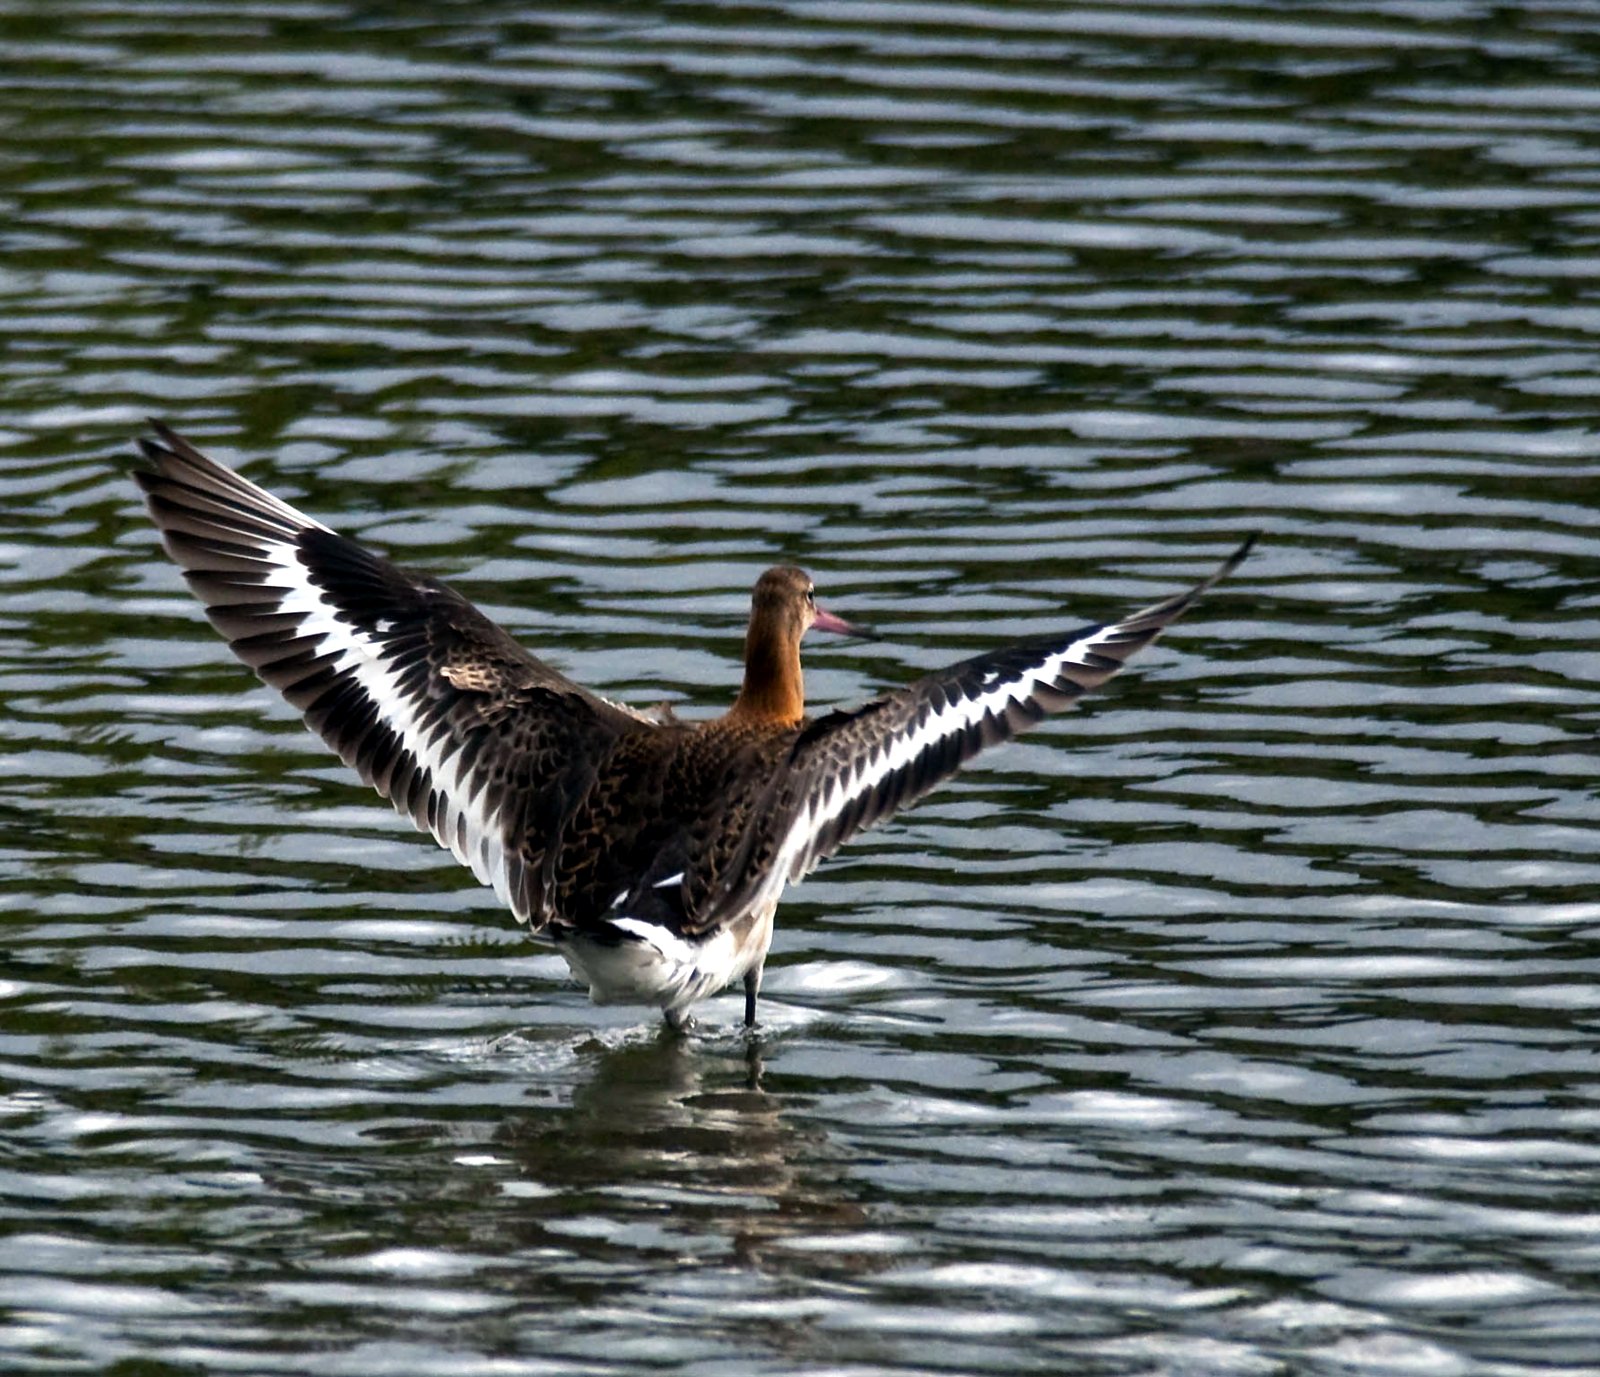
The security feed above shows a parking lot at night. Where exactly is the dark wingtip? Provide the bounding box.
[149,417,182,449]
[135,417,178,467]
[134,420,226,483]
[1187,531,1258,601]
[133,420,176,491]
[1221,531,1260,577]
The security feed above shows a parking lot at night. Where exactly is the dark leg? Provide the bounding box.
[743,965,762,1028]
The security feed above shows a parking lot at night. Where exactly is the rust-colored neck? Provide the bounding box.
[730,617,805,725]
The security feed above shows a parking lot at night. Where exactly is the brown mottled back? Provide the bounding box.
[540,715,803,935]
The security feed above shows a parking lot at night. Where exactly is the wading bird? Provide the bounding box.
[135,423,1253,1029]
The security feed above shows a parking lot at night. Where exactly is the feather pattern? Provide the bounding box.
[134,423,643,928]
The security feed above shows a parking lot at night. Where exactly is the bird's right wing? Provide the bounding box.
[134,422,646,928]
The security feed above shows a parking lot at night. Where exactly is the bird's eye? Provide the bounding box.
[805,588,816,604]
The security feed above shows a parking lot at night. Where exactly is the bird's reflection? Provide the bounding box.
[489,1025,877,1277]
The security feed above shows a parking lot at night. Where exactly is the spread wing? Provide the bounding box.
[699,536,1256,925]
[133,421,651,929]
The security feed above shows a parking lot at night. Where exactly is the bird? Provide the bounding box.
[133,422,1255,1030]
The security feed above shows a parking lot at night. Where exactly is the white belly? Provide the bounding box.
[557,899,778,1017]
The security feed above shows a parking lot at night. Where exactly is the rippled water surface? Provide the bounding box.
[5,3,1600,1373]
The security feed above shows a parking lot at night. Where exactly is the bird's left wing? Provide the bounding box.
[692,536,1256,928]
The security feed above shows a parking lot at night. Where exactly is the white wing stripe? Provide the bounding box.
[778,621,1130,878]
[260,541,516,913]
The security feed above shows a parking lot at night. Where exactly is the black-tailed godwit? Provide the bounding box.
[135,423,1254,1029]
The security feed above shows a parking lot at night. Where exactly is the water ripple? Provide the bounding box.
[4,2,1600,1374]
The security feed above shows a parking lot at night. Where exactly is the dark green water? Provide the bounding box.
[4,2,1600,1373]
